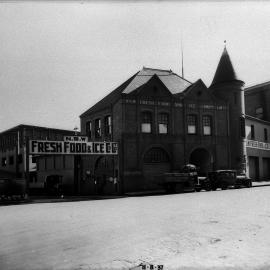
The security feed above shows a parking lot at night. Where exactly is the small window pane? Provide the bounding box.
[142,123,151,133]
[203,126,211,135]
[159,124,168,134]
[188,125,196,134]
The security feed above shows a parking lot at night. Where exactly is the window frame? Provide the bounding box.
[104,115,112,137]
[251,125,255,140]
[86,121,92,139]
[202,115,212,136]
[264,128,268,141]
[158,113,169,134]
[187,114,197,135]
[95,118,101,138]
[141,111,152,134]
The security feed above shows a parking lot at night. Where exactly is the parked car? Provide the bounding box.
[195,170,252,191]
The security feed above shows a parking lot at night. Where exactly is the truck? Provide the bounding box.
[161,164,197,193]
[195,170,252,192]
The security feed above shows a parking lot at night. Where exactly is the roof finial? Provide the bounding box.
[224,40,227,48]
[181,35,184,78]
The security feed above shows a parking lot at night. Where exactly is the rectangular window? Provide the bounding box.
[240,117,246,138]
[187,115,197,134]
[95,119,101,138]
[141,112,152,133]
[264,128,268,141]
[2,157,7,167]
[9,156,14,165]
[202,115,212,135]
[86,121,92,139]
[255,107,263,119]
[158,113,169,134]
[104,116,112,137]
[251,125,255,140]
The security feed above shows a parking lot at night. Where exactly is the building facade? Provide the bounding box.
[79,47,261,194]
[0,125,76,194]
[2,47,270,196]
[245,83,270,180]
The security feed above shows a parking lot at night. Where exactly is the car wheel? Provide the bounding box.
[205,183,212,191]
[221,183,227,190]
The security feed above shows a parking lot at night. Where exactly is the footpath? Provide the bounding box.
[1,181,269,206]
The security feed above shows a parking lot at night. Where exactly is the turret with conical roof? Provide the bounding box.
[211,47,242,86]
[210,45,246,173]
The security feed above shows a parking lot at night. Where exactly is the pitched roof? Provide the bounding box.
[211,47,241,86]
[0,124,76,135]
[123,67,191,94]
[80,67,192,117]
[245,81,270,93]
[80,71,139,117]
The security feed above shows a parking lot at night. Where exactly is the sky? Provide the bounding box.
[1,1,270,132]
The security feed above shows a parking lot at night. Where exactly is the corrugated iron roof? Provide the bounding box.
[122,67,191,94]
[80,68,192,117]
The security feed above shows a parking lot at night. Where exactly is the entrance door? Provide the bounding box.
[263,158,270,179]
[189,148,211,176]
[143,147,171,190]
[248,156,259,181]
[94,156,115,195]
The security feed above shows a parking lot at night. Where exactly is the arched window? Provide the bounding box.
[158,113,169,134]
[187,114,197,134]
[141,111,152,133]
[202,115,212,135]
[143,147,170,163]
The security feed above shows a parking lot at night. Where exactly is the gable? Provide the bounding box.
[184,79,217,102]
[136,75,173,98]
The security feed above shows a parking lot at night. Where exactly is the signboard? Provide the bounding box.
[64,136,88,142]
[29,140,118,155]
[246,140,270,151]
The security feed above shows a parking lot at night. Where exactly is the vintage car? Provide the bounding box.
[195,170,252,191]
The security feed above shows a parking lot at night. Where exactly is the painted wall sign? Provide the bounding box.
[64,136,88,142]
[246,140,270,151]
[29,140,118,155]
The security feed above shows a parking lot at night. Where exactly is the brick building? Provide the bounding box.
[0,125,76,194]
[245,83,270,180]
[79,47,257,194]
[2,46,269,196]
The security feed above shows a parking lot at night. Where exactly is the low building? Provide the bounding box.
[0,124,76,194]
[245,83,270,180]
